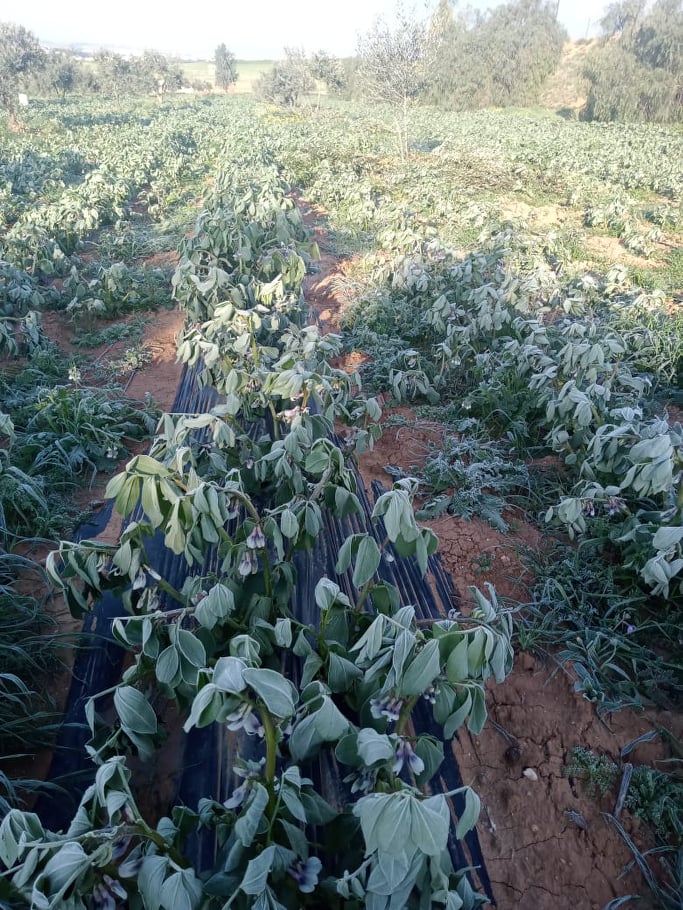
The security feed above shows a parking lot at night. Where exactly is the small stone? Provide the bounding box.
[531,824,539,834]
[523,768,538,781]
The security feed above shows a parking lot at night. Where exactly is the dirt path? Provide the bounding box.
[301,203,683,910]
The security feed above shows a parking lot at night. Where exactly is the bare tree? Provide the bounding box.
[357,3,439,159]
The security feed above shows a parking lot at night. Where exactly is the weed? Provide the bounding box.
[513,544,682,711]
[565,746,683,846]
[564,746,620,798]
[72,314,148,348]
[414,435,529,532]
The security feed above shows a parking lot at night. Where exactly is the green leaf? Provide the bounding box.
[414,737,444,787]
[357,728,395,765]
[142,860,170,910]
[301,651,324,688]
[176,629,206,668]
[652,525,683,550]
[366,850,415,896]
[183,683,222,731]
[132,454,170,476]
[455,787,481,839]
[235,783,268,847]
[399,640,440,696]
[243,668,296,718]
[104,471,127,502]
[467,686,487,735]
[353,536,381,588]
[240,845,277,895]
[445,638,469,684]
[141,478,164,526]
[289,697,349,761]
[280,787,307,824]
[354,792,412,855]
[275,618,293,647]
[281,508,299,539]
[279,818,309,855]
[113,476,141,517]
[156,645,180,685]
[409,795,450,856]
[305,445,330,475]
[36,842,89,904]
[300,789,338,825]
[160,869,202,910]
[0,811,44,867]
[195,584,235,629]
[315,577,349,611]
[213,657,247,693]
[164,501,187,555]
[335,534,355,574]
[114,686,158,735]
[443,691,472,739]
[328,652,363,691]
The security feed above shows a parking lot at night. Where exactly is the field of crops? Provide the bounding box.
[0,95,681,909]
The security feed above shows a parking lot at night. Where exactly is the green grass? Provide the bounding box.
[661,246,683,297]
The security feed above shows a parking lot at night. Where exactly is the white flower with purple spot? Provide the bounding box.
[393,739,425,776]
[246,525,266,549]
[369,694,403,723]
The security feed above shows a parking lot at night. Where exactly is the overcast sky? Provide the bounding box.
[2,0,609,59]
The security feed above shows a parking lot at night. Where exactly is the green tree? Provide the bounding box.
[93,50,135,107]
[35,50,78,99]
[427,0,566,110]
[600,0,647,39]
[214,43,238,91]
[309,49,346,107]
[139,49,183,102]
[584,0,682,121]
[357,4,439,158]
[0,22,44,128]
[255,48,313,107]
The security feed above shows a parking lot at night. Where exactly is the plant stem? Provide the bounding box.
[395,695,419,737]
[262,708,278,784]
[355,577,375,613]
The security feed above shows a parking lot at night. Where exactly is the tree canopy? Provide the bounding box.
[255,48,313,107]
[92,49,183,105]
[426,0,566,110]
[214,44,238,91]
[357,4,438,157]
[0,22,44,124]
[583,0,682,121]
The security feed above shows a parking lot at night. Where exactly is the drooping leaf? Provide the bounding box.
[243,668,296,718]
[114,686,158,736]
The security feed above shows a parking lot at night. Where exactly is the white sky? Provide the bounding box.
[1,0,609,59]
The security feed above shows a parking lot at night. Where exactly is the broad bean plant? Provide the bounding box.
[1,116,512,909]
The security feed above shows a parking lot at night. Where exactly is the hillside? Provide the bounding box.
[540,38,599,113]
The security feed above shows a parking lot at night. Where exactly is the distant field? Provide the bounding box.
[181,59,274,93]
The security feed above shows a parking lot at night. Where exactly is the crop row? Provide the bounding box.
[1,108,512,910]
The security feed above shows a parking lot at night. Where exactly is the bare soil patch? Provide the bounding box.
[500,199,572,230]
[457,656,683,910]
[585,234,665,270]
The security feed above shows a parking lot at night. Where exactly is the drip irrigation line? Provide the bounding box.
[35,359,216,827]
[35,372,495,904]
